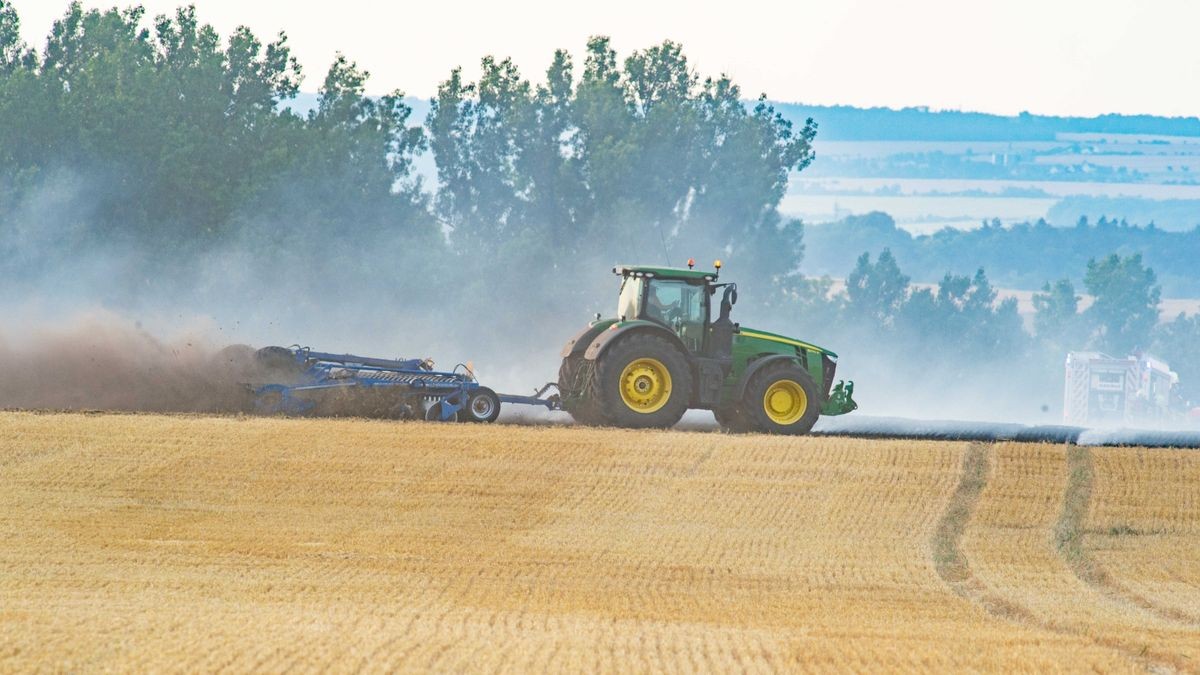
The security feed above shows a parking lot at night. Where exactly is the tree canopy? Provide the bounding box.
[426,37,816,275]
[1083,253,1161,355]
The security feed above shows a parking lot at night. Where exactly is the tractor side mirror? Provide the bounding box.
[719,284,738,321]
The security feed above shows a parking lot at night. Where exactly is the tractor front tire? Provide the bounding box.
[594,333,692,429]
[741,360,822,435]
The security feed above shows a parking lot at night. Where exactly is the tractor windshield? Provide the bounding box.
[616,276,644,321]
[645,279,707,350]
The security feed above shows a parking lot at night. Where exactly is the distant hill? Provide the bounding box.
[280,95,1200,143]
[771,104,1200,141]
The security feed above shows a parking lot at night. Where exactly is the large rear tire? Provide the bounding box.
[741,360,821,435]
[594,333,691,429]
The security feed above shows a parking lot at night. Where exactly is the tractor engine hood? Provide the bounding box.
[735,327,838,359]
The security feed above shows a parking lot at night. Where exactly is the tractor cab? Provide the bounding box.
[613,262,736,357]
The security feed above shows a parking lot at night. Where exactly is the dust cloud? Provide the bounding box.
[0,311,255,414]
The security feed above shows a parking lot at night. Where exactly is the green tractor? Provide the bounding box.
[558,262,858,434]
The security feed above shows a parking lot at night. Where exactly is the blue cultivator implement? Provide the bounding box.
[250,346,561,423]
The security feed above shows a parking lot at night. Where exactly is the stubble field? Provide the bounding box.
[1,412,1197,672]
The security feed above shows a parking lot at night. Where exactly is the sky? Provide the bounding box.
[10,0,1200,118]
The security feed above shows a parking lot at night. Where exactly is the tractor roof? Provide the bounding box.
[613,265,717,282]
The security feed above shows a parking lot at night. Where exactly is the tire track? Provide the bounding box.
[931,442,1040,625]
[1057,446,1200,627]
[935,443,1193,673]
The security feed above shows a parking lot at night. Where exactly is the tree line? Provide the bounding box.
[805,212,1200,296]
[805,248,1199,405]
[770,103,1200,142]
[0,2,813,343]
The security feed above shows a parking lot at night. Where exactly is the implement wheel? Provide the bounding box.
[463,387,501,423]
[595,333,691,429]
[741,360,821,435]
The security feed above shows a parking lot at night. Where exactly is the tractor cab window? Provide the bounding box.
[645,279,706,351]
[617,276,644,321]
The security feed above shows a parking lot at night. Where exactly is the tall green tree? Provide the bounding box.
[427,57,541,256]
[516,49,588,253]
[0,1,38,177]
[7,2,302,251]
[1031,278,1085,349]
[1153,313,1200,402]
[302,54,425,205]
[0,1,22,68]
[573,36,638,245]
[234,52,439,288]
[844,248,909,327]
[1083,253,1161,353]
[898,268,1024,358]
[0,2,438,306]
[426,36,818,297]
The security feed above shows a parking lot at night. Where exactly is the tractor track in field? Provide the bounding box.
[932,442,1187,673]
[1057,447,1200,628]
[932,443,1040,625]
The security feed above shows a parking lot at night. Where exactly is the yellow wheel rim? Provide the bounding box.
[619,358,672,413]
[763,379,808,425]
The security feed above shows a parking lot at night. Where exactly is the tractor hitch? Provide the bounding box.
[498,382,563,411]
[821,380,858,416]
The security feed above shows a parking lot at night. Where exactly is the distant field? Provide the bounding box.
[793,177,1200,200]
[780,192,1055,233]
[784,177,1200,234]
[2,412,1198,671]
[793,131,1200,232]
[811,140,1067,159]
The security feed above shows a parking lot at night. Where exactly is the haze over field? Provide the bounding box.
[4,3,1200,673]
[1,0,1198,425]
